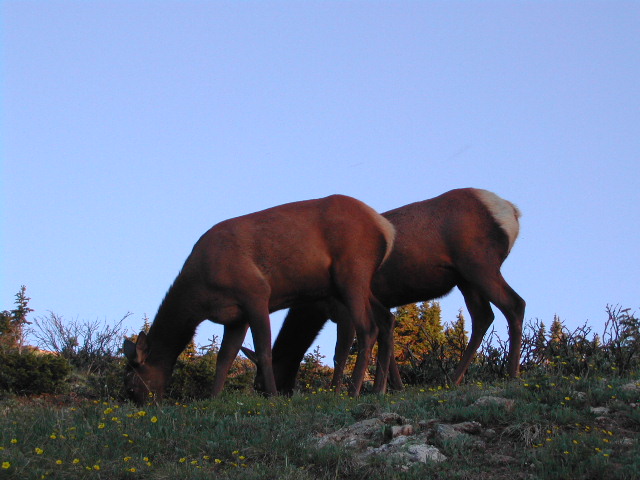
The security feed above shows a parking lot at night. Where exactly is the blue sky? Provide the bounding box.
[2,2,639,362]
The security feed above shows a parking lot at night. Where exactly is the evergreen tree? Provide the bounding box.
[141,314,151,334]
[0,286,33,353]
[533,321,548,364]
[393,301,444,365]
[418,301,445,345]
[393,303,422,363]
[180,339,198,360]
[550,315,565,343]
[444,309,469,360]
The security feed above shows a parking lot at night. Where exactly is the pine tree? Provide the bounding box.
[393,303,422,363]
[418,301,445,345]
[393,301,445,366]
[141,314,151,334]
[533,321,548,364]
[180,339,198,360]
[0,286,33,353]
[444,309,469,360]
[550,315,565,343]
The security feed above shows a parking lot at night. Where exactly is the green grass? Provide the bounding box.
[1,375,639,479]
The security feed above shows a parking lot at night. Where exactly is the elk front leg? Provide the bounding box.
[248,308,278,396]
[212,322,249,396]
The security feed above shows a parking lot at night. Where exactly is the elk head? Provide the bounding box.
[123,332,169,405]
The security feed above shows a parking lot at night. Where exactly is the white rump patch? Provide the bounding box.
[472,189,521,252]
[376,215,397,264]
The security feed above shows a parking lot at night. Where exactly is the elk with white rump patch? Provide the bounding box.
[249,188,525,394]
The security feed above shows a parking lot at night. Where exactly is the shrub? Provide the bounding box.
[396,305,640,385]
[31,312,130,375]
[167,353,255,401]
[296,345,334,391]
[0,350,71,395]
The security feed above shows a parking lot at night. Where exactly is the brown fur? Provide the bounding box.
[258,188,525,394]
[123,195,395,404]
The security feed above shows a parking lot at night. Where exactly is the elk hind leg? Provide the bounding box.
[331,309,355,392]
[371,298,395,393]
[452,282,495,385]
[459,271,526,381]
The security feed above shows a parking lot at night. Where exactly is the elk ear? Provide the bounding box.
[123,331,150,365]
[123,338,137,362]
[240,347,258,365]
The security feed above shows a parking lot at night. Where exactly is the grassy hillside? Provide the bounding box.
[1,374,638,480]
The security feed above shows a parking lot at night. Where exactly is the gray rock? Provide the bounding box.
[317,417,385,449]
[407,444,447,463]
[590,406,610,415]
[434,423,486,449]
[621,382,640,392]
[473,396,515,410]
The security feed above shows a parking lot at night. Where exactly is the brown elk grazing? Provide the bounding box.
[122,195,396,404]
[248,188,525,395]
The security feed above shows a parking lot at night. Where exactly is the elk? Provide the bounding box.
[248,188,525,394]
[122,195,396,404]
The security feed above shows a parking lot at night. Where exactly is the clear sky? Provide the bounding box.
[2,2,639,363]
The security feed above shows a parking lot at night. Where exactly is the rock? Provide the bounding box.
[389,424,414,438]
[317,417,386,449]
[434,423,486,448]
[483,428,497,439]
[473,396,515,411]
[364,439,447,467]
[379,412,410,425]
[450,421,483,434]
[418,419,439,431]
[617,437,635,447]
[316,412,483,468]
[435,423,460,441]
[407,444,447,463]
[573,391,587,401]
[590,406,610,415]
[388,435,411,446]
[621,382,640,392]
[318,412,412,449]
[488,454,516,464]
